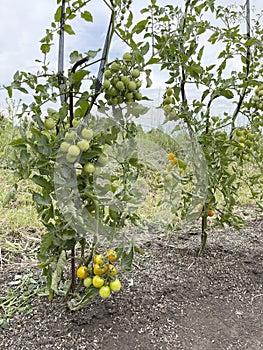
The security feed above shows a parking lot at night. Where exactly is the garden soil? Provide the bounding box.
[0,209,262,350]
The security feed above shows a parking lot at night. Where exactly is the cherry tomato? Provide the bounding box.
[94,263,108,275]
[92,275,104,288]
[107,249,118,262]
[77,266,88,279]
[110,279,121,292]
[99,286,111,299]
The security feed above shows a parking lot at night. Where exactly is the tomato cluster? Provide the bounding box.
[76,249,121,299]
[234,128,255,161]
[102,52,143,105]
[251,84,263,111]
[162,88,177,120]
[166,152,178,170]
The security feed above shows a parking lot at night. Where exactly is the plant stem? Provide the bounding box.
[71,245,76,293]
[198,208,208,256]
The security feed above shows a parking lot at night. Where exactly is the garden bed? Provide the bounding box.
[0,211,262,350]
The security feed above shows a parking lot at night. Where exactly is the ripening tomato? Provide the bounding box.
[94,254,107,265]
[99,286,111,299]
[168,153,175,160]
[110,279,121,292]
[108,264,117,277]
[107,249,118,262]
[207,210,215,217]
[94,263,108,275]
[83,277,92,288]
[92,275,104,288]
[77,266,88,279]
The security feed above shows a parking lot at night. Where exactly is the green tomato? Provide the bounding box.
[135,92,142,101]
[92,275,104,288]
[84,162,95,173]
[103,79,111,89]
[135,80,142,89]
[164,96,172,105]
[128,81,137,92]
[238,136,246,143]
[122,52,133,62]
[108,87,118,97]
[66,153,77,163]
[115,81,125,91]
[121,76,130,86]
[77,139,90,152]
[166,88,173,97]
[83,277,92,288]
[235,129,244,137]
[97,153,108,166]
[44,118,55,130]
[104,70,112,79]
[99,286,111,299]
[65,131,77,141]
[67,145,80,157]
[60,141,71,153]
[72,120,80,127]
[131,69,140,78]
[109,278,121,292]
[81,128,94,140]
[111,61,120,72]
[247,132,254,140]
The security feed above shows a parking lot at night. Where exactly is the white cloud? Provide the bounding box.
[0,0,261,112]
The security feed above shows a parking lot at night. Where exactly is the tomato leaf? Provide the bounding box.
[121,247,134,271]
[81,11,93,22]
[64,24,75,35]
[51,250,67,294]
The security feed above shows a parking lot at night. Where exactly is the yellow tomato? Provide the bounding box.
[94,263,108,275]
[77,266,88,279]
[108,264,117,277]
[92,275,104,288]
[99,286,111,299]
[93,254,107,265]
[107,249,118,262]
[167,153,175,160]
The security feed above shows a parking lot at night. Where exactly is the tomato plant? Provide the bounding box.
[3,0,263,313]
[121,0,263,254]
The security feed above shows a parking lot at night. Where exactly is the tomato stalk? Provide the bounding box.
[198,205,208,256]
[70,245,76,293]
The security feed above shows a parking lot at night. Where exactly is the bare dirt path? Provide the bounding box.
[0,214,262,350]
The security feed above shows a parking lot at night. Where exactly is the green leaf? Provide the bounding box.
[51,250,67,294]
[32,192,52,206]
[40,43,51,54]
[54,6,62,22]
[126,11,133,28]
[141,42,150,55]
[32,175,52,190]
[221,89,234,99]
[132,19,148,34]
[178,159,187,170]
[9,138,25,146]
[121,247,134,271]
[69,50,83,64]
[245,38,256,47]
[2,184,18,207]
[146,57,160,65]
[72,70,89,83]
[64,24,75,35]
[68,286,97,311]
[5,85,12,98]
[81,11,93,22]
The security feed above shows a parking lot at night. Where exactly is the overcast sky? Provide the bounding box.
[0,0,262,112]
